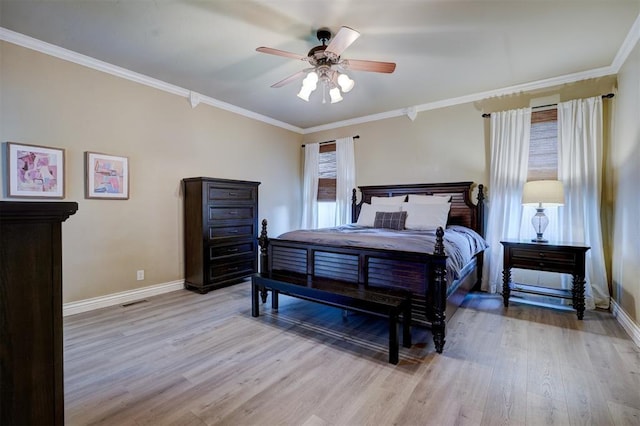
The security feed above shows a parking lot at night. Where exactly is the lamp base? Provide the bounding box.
[531,207,549,244]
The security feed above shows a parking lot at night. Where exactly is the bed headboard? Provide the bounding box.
[351,181,485,236]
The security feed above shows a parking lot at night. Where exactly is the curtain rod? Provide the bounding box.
[481,93,615,118]
[301,135,359,148]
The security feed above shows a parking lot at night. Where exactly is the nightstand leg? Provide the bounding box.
[573,275,585,320]
[502,267,511,307]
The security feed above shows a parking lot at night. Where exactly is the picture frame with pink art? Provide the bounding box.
[85,151,129,199]
[6,142,65,198]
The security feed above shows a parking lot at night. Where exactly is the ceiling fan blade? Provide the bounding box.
[256,47,308,61]
[343,59,396,73]
[271,69,310,88]
[325,26,360,57]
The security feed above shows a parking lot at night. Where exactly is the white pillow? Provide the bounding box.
[402,203,451,230]
[356,203,402,227]
[371,195,406,205]
[407,194,452,204]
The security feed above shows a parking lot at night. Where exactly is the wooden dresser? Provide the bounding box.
[183,177,260,293]
[0,201,78,426]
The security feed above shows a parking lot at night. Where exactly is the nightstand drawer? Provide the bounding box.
[511,248,576,263]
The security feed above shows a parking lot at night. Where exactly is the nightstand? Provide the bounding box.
[501,240,590,319]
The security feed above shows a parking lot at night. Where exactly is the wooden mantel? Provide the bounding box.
[1,201,78,425]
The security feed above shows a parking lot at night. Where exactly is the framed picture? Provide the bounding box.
[85,152,129,199]
[6,142,65,198]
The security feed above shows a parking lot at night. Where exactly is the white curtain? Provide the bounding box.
[334,137,356,225]
[483,107,532,292]
[301,142,319,229]
[558,96,609,309]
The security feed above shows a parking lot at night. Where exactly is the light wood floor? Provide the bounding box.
[64,281,640,426]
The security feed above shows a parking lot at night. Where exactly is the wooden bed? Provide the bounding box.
[257,181,485,353]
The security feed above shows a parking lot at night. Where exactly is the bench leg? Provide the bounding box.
[403,304,412,348]
[389,313,399,365]
[251,279,260,317]
[272,289,279,310]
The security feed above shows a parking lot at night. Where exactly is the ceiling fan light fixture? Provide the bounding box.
[329,86,343,103]
[337,73,354,93]
[257,26,394,105]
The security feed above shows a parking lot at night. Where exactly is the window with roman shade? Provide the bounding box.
[317,143,336,201]
[527,108,558,180]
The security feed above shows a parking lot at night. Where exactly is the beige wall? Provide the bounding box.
[303,104,488,210]
[611,39,640,324]
[304,77,616,204]
[0,42,302,303]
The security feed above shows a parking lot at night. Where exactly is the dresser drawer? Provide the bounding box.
[208,206,255,221]
[208,185,256,203]
[210,242,255,259]
[209,257,256,283]
[209,224,255,240]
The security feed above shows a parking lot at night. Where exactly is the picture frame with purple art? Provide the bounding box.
[6,142,65,198]
[85,151,129,199]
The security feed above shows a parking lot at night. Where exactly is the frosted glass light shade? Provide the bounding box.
[337,73,355,92]
[297,86,313,101]
[305,71,319,86]
[329,87,343,103]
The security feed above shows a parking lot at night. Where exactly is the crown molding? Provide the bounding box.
[612,12,640,72]
[0,27,304,134]
[303,65,616,134]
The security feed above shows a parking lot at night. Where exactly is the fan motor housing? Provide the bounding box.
[316,28,331,43]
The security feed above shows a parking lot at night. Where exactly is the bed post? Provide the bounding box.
[351,188,358,223]
[431,226,447,353]
[474,184,486,290]
[258,219,270,303]
[476,184,485,237]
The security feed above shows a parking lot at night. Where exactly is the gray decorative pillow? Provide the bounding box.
[373,211,407,230]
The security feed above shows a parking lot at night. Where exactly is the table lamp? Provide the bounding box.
[522,180,565,243]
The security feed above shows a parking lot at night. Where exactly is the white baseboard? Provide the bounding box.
[63,280,185,317]
[611,299,640,349]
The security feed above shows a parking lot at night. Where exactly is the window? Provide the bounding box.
[317,143,336,201]
[527,108,558,180]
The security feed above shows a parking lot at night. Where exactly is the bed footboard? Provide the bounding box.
[257,219,449,353]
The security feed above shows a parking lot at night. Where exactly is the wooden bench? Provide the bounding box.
[251,272,412,364]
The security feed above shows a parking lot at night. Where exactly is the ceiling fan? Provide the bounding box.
[256,26,396,103]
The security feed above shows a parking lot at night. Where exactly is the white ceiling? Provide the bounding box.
[1,1,639,131]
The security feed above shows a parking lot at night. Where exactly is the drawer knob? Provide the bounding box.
[228,211,238,215]
[228,248,239,253]
[228,192,237,196]
[538,252,545,257]
[230,230,239,233]
[539,262,545,267]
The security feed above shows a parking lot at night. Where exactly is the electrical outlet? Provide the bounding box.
[136,270,144,281]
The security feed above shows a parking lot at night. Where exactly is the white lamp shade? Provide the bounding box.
[522,180,565,206]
